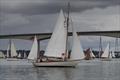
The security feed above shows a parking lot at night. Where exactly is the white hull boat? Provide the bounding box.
[33,60,80,67]
[28,8,85,67]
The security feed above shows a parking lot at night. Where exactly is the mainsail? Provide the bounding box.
[28,36,38,60]
[70,27,84,60]
[45,9,67,57]
[101,43,109,58]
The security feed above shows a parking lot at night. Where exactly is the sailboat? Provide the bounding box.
[31,9,84,67]
[17,53,21,59]
[90,48,95,58]
[0,51,4,58]
[28,36,38,60]
[101,43,112,61]
[109,51,113,59]
[7,40,17,58]
[111,51,115,58]
[84,48,95,60]
[24,52,27,59]
[7,40,18,61]
[10,41,18,58]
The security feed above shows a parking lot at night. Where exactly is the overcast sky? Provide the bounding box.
[0,0,120,50]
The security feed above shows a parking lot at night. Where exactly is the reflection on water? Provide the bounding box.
[0,59,120,80]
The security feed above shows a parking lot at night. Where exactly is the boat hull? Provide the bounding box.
[33,60,80,67]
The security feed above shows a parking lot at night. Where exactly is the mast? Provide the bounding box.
[114,38,119,57]
[115,38,119,52]
[108,42,111,58]
[65,2,70,57]
[99,36,102,58]
[37,39,40,59]
[9,39,11,58]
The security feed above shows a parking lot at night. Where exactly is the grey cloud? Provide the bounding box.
[0,0,120,15]
[0,13,57,34]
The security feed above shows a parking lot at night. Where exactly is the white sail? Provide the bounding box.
[45,9,67,57]
[28,36,38,60]
[7,44,10,57]
[0,51,4,58]
[101,43,109,58]
[18,53,21,58]
[109,52,112,59]
[112,51,115,58]
[11,41,17,57]
[90,48,95,57]
[24,52,27,58]
[70,27,84,60]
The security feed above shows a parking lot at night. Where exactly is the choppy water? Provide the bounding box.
[0,59,120,80]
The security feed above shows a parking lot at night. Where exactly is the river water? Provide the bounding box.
[0,59,120,80]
